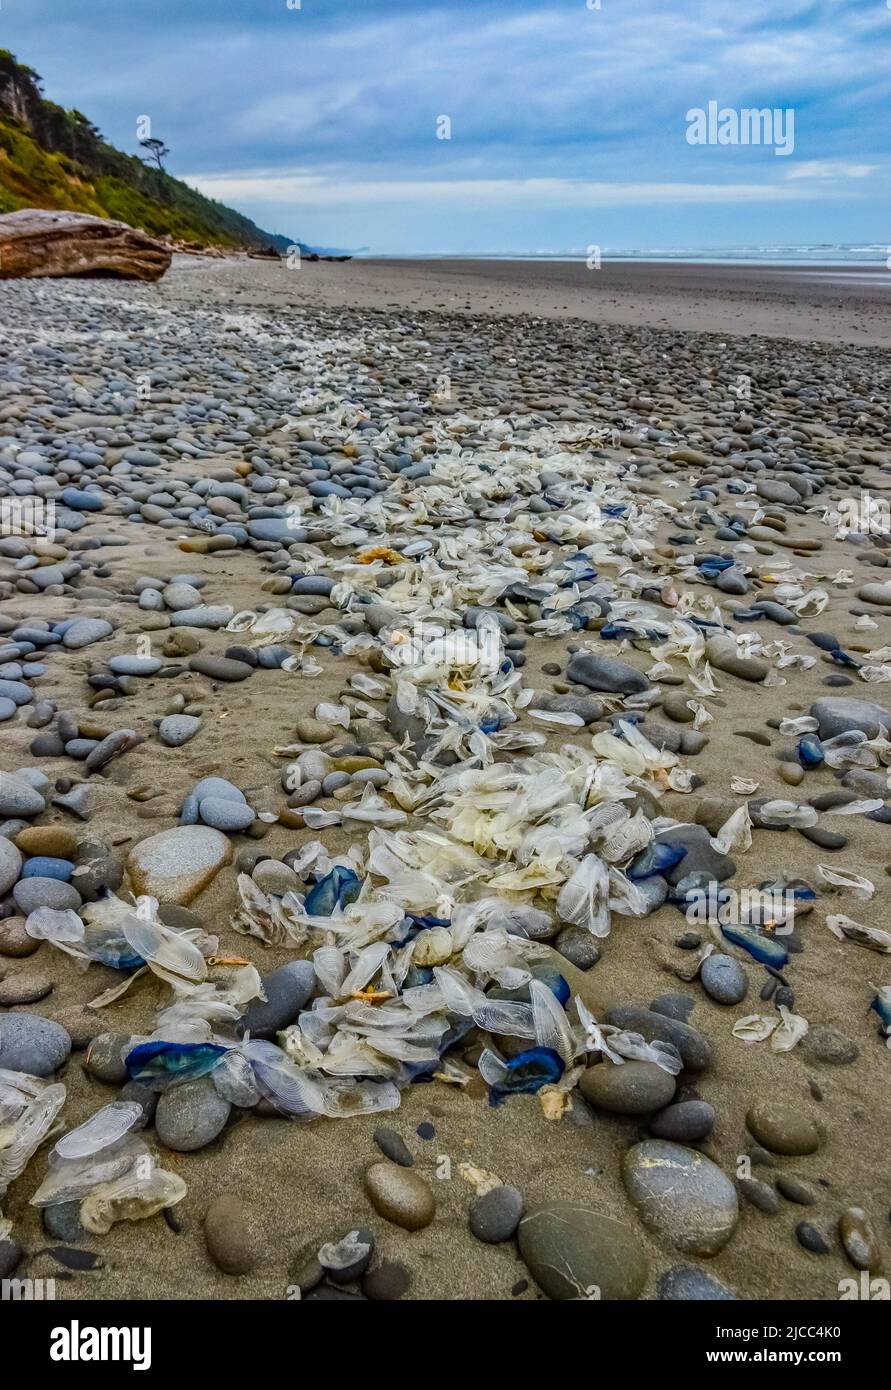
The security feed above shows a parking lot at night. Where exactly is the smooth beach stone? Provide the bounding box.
[0,774,46,817]
[158,714,201,747]
[606,1005,712,1071]
[623,1140,738,1256]
[188,654,254,682]
[170,605,234,629]
[657,1265,736,1300]
[704,635,769,682]
[14,825,77,859]
[250,859,300,896]
[0,1011,71,1075]
[0,971,53,1005]
[13,876,81,913]
[62,618,113,649]
[650,1100,715,1143]
[746,1099,821,1156]
[85,1032,132,1083]
[362,1261,411,1300]
[155,1075,231,1152]
[162,582,202,610]
[796,1221,831,1255]
[364,1161,436,1231]
[0,679,32,705]
[0,915,40,957]
[198,796,256,832]
[858,583,891,605]
[518,1201,648,1300]
[204,1194,258,1275]
[21,855,74,881]
[373,1126,414,1167]
[775,1173,818,1206]
[810,697,891,741]
[0,835,23,894]
[42,1201,86,1244]
[469,1184,524,1243]
[737,1176,780,1214]
[0,1240,23,1278]
[126,824,233,904]
[579,1059,676,1114]
[240,960,316,1038]
[296,717,338,744]
[565,651,649,694]
[107,654,162,676]
[700,953,748,1004]
[0,698,17,721]
[838,1207,882,1272]
[555,926,601,970]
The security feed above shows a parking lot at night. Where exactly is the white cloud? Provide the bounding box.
[785,160,878,180]
[184,170,844,207]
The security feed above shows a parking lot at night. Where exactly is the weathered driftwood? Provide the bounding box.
[0,208,172,281]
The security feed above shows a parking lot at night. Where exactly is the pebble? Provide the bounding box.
[737,1176,781,1214]
[0,1011,71,1074]
[623,1140,739,1255]
[795,1221,831,1255]
[838,1207,882,1272]
[204,1194,258,1275]
[579,1059,676,1114]
[0,915,40,957]
[746,1100,821,1156]
[518,1202,648,1300]
[364,1161,436,1230]
[240,961,316,1038]
[700,953,748,1004]
[469,1185,524,1243]
[776,1173,819,1206]
[318,1229,375,1283]
[0,835,23,894]
[649,1100,715,1143]
[158,714,201,746]
[0,971,53,1005]
[657,1265,736,1300]
[373,1126,414,1167]
[156,1075,231,1152]
[126,825,232,904]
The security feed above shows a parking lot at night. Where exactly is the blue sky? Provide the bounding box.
[3,0,889,253]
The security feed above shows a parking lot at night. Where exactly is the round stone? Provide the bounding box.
[296,717,338,744]
[746,1100,821,1156]
[579,1059,676,1115]
[657,1265,736,1300]
[623,1140,738,1256]
[14,826,77,858]
[650,1100,715,1143]
[251,859,300,896]
[156,1075,231,1152]
[373,1126,414,1168]
[700,953,748,1004]
[204,1194,258,1275]
[518,1201,648,1300]
[126,825,232,905]
[364,1161,436,1231]
[0,971,52,1006]
[240,961,316,1038]
[362,1261,411,1300]
[0,915,40,958]
[839,1207,882,1272]
[158,714,201,747]
[0,1011,71,1075]
[85,1032,131,1083]
[0,835,23,894]
[198,796,255,832]
[13,876,81,914]
[469,1184,524,1243]
[556,926,601,970]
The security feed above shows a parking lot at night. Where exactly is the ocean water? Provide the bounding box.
[383,245,888,267]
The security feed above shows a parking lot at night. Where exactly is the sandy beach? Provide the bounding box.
[160,255,891,348]
[1,254,890,1304]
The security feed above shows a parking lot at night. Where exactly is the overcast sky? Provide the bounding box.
[4,0,889,253]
